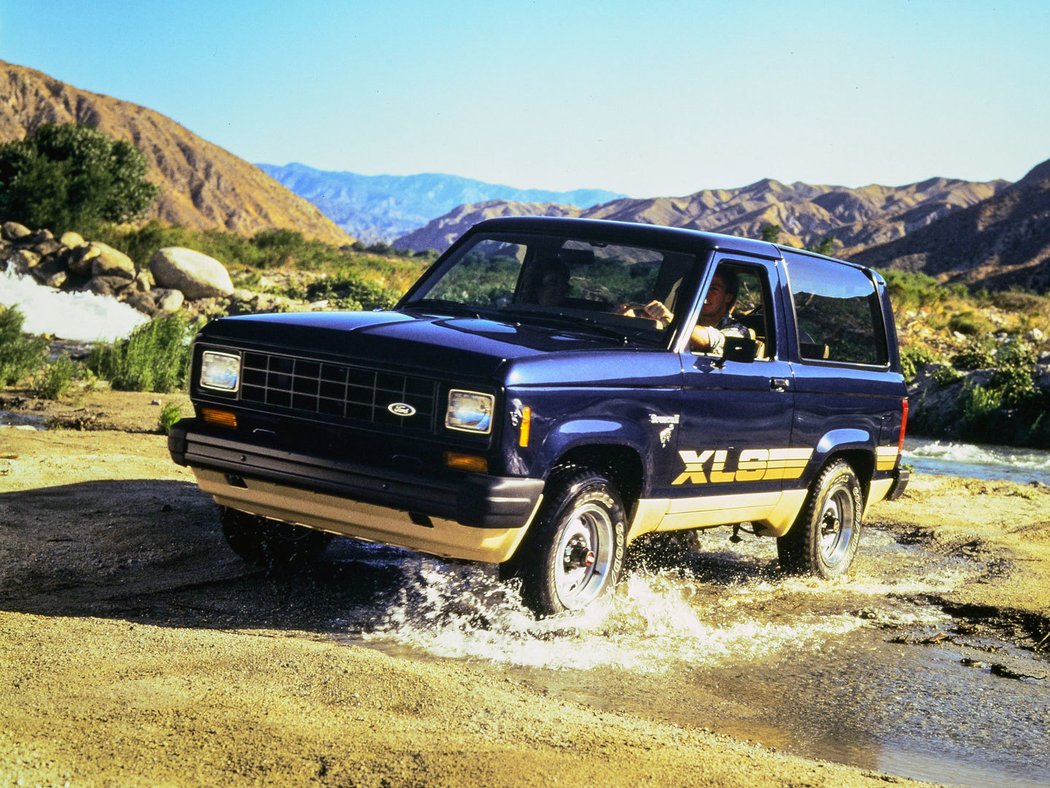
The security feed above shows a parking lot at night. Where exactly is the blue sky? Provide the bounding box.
[2,0,1047,196]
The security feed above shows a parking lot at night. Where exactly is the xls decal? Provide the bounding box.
[673,448,813,485]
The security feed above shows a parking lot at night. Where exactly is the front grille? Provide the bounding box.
[239,350,438,431]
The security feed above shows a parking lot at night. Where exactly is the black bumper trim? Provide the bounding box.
[887,466,910,500]
[169,419,543,529]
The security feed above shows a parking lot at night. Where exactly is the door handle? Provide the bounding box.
[770,377,791,392]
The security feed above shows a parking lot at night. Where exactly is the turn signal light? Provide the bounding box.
[201,407,238,429]
[443,452,488,473]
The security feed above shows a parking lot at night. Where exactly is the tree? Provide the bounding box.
[0,123,158,233]
[760,223,781,243]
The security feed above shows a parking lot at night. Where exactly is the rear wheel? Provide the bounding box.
[777,460,862,578]
[220,507,331,568]
[517,469,627,615]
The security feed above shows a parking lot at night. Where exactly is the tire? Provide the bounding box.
[517,469,627,615]
[777,460,862,579]
[220,506,331,568]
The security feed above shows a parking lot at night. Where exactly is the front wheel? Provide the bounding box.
[220,507,331,568]
[777,460,862,578]
[517,469,627,615]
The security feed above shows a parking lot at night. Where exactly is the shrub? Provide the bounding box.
[948,310,995,336]
[0,306,47,385]
[0,123,157,234]
[951,337,996,370]
[900,345,936,381]
[88,314,195,392]
[32,356,78,400]
[158,401,184,434]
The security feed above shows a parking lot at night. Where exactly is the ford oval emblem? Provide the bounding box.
[388,402,417,417]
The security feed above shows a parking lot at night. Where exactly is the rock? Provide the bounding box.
[154,288,185,313]
[33,239,63,258]
[90,243,136,280]
[60,231,85,248]
[123,291,158,315]
[150,247,233,300]
[30,254,67,286]
[1027,328,1045,342]
[8,249,41,275]
[84,275,135,298]
[134,270,155,292]
[28,229,54,244]
[68,243,102,276]
[2,222,32,241]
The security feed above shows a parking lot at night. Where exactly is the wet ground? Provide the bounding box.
[329,527,1050,787]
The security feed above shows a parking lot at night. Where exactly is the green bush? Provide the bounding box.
[158,401,184,434]
[88,314,196,392]
[293,274,399,311]
[948,310,995,336]
[0,306,47,385]
[32,356,78,400]
[0,123,157,234]
[951,337,996,370]
[900,345,936,381]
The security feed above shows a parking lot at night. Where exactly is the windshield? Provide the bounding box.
[401,232,703,345]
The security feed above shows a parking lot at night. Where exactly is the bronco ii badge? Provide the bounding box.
[388,402,417,417]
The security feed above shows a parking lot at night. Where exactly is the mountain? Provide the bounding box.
[0,61,351,245]
[258,162,625,244]
[392,177,1007,257]
[852,158,1050,292]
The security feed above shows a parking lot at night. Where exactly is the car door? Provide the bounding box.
[664,254,798,531]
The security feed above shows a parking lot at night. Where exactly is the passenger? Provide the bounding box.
[534,259,570,306]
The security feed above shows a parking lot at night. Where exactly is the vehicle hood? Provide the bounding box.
[198,309,634,379]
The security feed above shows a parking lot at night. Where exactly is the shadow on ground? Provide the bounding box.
[0,479,413,632]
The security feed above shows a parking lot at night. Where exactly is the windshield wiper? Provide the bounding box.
[498,306,632,344]
[400,299,486,319]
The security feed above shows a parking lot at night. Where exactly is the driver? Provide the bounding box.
[632,269,748,353]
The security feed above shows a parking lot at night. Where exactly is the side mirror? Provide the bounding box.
[719,336,758,365]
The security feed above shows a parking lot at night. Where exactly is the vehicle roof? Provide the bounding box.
[471,216,781,260]
[467,216,881,279]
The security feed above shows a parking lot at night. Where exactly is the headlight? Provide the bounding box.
[200,351,241,392]
[445,389,494,434]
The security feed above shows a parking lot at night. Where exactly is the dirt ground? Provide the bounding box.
[2,391,1048,786]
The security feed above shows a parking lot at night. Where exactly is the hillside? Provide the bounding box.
[259,163,624,243]
[0,61,350,245]
[393,176,1006,256]
[853,157,1050,292]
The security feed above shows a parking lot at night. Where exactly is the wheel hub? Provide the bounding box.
[564,537,596,569]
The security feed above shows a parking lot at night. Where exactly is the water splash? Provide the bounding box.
[357,557,866,672]
[0,263,149,341]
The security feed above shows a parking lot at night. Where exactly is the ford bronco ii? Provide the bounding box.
[169,217,909,614]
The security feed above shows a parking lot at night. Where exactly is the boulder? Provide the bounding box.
[60,231,86,248]
[30,254,67,286]
[84,275,135,298]
[90,242,136,280]
[134,269,155,292]
[154,288,185,313]
[68,243,102,276]
[8,249,41,275]
[124,291,158,315]
[150,247,233,300]
[2,222,32,242]
[33,239,63,258]
[28,229,54,244]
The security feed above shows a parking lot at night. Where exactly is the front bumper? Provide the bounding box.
[168,419,544,562]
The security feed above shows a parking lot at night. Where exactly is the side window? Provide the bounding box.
[788,256,888,365]
[721,264,776,360]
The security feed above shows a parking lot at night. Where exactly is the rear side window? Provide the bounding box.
[788,256,888,365]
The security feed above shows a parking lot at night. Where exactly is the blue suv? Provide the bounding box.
[169,217,909,614]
